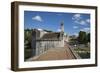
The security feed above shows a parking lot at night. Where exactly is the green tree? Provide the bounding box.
[78,31,87,44]
[24,29,32,49]
[87,33,90,42]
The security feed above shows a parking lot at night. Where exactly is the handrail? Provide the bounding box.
[65,42,81,59]
[68,45,81,59]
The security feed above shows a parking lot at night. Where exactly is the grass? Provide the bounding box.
[74,47,90,51]
[78,52,90,59]
[74,47,90,59]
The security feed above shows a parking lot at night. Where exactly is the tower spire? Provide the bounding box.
[60,21,64,40]
[60,21,64,32]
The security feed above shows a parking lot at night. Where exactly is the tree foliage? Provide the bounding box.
[78,31,90,44]
[87,33,90,42]
[24,29,32,49]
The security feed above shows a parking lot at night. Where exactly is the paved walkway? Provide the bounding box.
[27,46,76,61]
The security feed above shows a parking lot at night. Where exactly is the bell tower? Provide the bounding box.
[60,21,64,40]
[60,21,64,33]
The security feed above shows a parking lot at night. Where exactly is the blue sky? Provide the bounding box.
[24,11,90,36]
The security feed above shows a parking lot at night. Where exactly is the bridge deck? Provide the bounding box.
[27,45,77,61]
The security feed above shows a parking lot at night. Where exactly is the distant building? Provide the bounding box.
[31,22,65,56]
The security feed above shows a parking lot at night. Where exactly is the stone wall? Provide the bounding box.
[36,40,62,56]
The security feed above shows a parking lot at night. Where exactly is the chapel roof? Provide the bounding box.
[40,32,60,40]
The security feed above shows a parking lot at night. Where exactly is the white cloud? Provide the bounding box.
[57,29,61,32]
[80,27,90,32]
[74,20,86,25]
[73,26,78,29]
[32,15,43,22]
[86,19,90,23]
[80,20,86,25]
[72,14,81,20]
[72,14,90,26]
[74,33,78,36]
[37,28,43,31]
